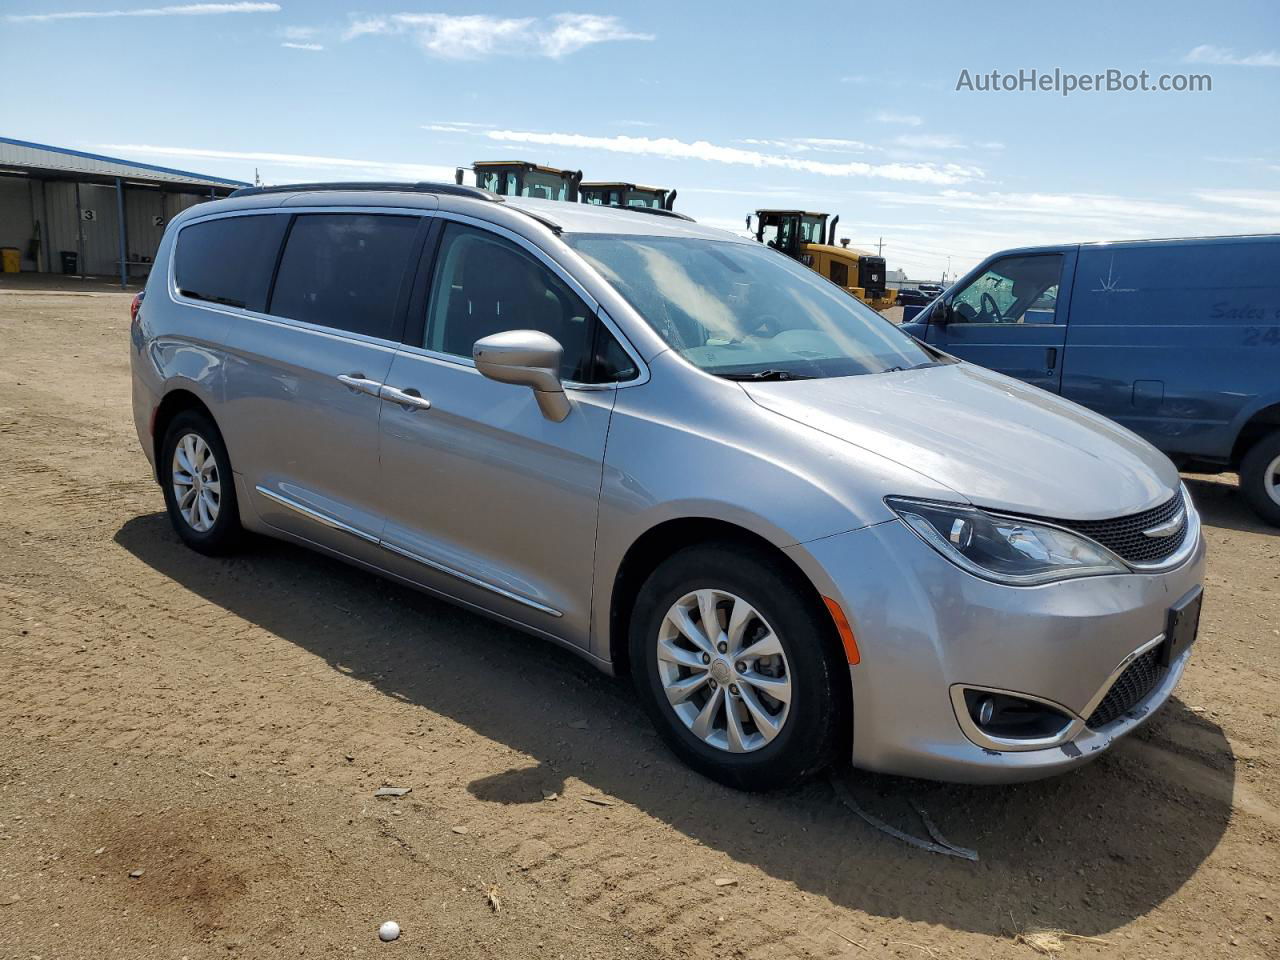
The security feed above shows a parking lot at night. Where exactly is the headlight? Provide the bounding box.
[886,497,1128,585]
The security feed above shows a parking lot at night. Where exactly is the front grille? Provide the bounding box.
[1044,493,1187,565]
[1086,648,1167,728]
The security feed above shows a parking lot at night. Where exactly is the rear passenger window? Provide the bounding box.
[423,222,634,383]
[175,214,288,312]
[269,214,420,339]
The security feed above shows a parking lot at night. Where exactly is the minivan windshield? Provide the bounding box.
[566,234,937,379]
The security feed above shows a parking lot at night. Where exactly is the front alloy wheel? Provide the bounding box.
[629,542,848,791]
[656,589,792,753]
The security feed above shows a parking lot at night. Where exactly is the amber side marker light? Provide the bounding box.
[823,596,860,664]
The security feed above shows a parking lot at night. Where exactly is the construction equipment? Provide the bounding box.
[456,161,583,201]
[579,181,676,210]
[456,162,678,211]
[748,209,893,310]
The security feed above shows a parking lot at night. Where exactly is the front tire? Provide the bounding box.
[628,543,849,791]
[1239,430,1280,527]
[160,409,242,554]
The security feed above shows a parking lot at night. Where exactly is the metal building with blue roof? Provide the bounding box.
[0,137,249,288]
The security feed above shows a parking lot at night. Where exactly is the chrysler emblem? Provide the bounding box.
[1142,508,1185,538]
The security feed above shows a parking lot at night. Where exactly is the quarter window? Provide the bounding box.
[423,222,635,383]
[269,214,420,339]
[174,214,288,312]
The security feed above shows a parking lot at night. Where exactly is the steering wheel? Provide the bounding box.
[979,291,1004,323]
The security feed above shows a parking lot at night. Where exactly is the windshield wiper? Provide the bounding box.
[883,360,944,373]
[717,369,814,382]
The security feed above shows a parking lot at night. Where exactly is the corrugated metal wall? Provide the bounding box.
[5,178,213,276]
[0,178,35,269]
[44,181,81,272]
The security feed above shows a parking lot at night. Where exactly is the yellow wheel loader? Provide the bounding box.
[749,210,894,311]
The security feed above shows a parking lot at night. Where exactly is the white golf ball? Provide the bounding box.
[378,921,401,942]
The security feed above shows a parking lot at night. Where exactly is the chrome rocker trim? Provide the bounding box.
[254,484,562,618]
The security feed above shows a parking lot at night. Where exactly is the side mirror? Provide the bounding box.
[473,330,571,422]
[931,301,952,326]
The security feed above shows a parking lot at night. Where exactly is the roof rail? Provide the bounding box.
[226,180,501,201]
[606,205,695,222]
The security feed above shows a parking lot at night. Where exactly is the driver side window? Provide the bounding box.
[950,254,1063,324]
[422,222,636,384]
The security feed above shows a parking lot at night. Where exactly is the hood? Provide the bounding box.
[743,363,1180,521]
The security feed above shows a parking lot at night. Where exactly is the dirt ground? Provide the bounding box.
[0,285,1276,960]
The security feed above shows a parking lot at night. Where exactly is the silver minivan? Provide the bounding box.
[130,183,1205,790]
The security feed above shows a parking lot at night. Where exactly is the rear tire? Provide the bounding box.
[628,542,849,791]
[159,409,242,555]
[1239,430,1280,527]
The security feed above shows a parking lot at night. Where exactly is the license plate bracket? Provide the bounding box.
[1160,587,1202,667]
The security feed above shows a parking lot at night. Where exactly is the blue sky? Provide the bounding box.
[3,0,1278,279]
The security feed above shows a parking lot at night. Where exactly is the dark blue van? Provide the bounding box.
[901,235,1280,525]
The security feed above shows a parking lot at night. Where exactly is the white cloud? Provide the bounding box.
[846,187,1280,278]
[7,2,278,22]
[893,133,965,151]
[874,111,923,126]
[281,42,323,51]
[343,12,651,59]
[480,128,982,185]
[1184,44,1280,67]
[736,136,877,155]
[1193,189,1280,216]
[863,188,1280,236]
[539,13,651,57]
[98,143,457,184]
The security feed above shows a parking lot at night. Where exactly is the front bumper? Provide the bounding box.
[787,516,1207,784]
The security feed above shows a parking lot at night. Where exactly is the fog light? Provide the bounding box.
[976,696,995,726]
[962,688,1072,740]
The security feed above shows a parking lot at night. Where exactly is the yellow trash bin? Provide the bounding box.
[0,247,20,273]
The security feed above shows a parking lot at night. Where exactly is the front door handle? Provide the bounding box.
[1046,346,1058,371]
[337,373,383,397]
[380,384,432,411]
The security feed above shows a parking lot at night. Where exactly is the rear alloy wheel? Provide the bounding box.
[630,543,848,791]
[160,410,242,554]
[1239,431,1280,527]
[171,432,221,533]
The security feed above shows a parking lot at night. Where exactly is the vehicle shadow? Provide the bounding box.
[1184,474,1275,536]
[116,512,1235,939]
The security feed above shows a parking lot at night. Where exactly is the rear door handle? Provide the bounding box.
[380,384,432,411]
[337,373,383,397]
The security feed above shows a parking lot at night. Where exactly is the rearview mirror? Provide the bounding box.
[473,330,571,422]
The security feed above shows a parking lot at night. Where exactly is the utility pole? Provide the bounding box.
[944,255,951,284]
[877,236,883,256]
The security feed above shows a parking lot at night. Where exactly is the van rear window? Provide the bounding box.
[174,214,288,312]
